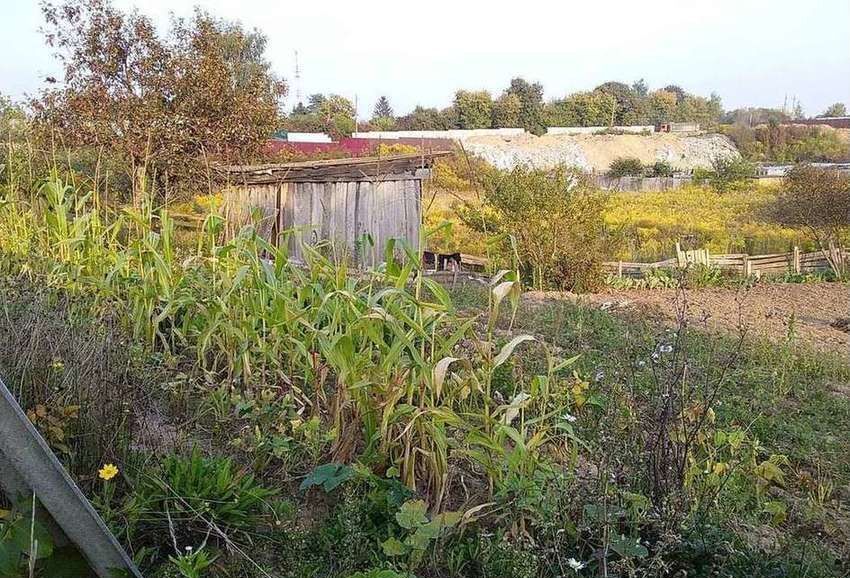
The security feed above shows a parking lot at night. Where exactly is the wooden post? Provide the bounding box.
[618,261,623,278]
[742,254,751,276]
[792,246,801,273]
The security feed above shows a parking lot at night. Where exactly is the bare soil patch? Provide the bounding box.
[526,283,849,357]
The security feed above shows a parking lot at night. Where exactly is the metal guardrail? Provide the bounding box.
[0,376,143,578]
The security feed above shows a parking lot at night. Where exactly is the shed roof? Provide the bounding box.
[216,151,452,184]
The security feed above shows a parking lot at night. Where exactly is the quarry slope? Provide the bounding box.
[463,132,741,172]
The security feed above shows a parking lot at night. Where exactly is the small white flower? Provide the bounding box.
[562,413,577,423]
[637,360,646,367]
[184,546,193,552]
[659,344,673,354]
[594,370,604,382]
[567,557,586,571]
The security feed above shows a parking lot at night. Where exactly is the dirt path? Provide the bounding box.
[526,283,849,357]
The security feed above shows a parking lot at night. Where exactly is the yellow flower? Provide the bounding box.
[98,463,119,481]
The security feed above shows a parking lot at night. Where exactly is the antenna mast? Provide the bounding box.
[294,50,302,105]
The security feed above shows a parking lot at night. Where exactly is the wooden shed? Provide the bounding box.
[216,152,450,267]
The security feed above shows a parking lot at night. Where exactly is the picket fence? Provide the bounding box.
[603,244,847,279]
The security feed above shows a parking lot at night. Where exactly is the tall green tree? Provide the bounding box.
[452,90,493,129]
[503,77,545,134]
[491,93,522,128]
[593,81,641,125]
[396,106,450,130]
[544,91,616,127]
[821,102,847,117]
[373,96,394,120]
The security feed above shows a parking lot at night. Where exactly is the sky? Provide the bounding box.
[2,0,849,119]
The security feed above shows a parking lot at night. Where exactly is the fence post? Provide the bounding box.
[618,261,623,278]
[742,254,751,276]
[793,246,801,273]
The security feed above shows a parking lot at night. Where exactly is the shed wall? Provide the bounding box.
[224,178,421,267]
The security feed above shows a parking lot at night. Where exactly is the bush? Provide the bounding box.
[607,156,644,177]
[649,160,675,177]
[693,157,755,193]
[459,166,612,291]
[768,165,850,277]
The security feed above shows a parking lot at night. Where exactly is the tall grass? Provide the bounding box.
[0,175,574,508]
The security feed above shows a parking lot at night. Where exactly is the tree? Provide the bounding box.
[663,85,687,104]
[396,106,449,131]
[373,96,394,120]
[316,95,356,138]
[673,93,723,128]
[632,78,649,98]
[452,90,493,129]
[594,81,640,125]
[821,102,847,117]
[306,94,327,114]
[34,0,285,200]
[769,165,850,277]
[503,77,545,134]
[491,93,522,128]
[646,90,678,124]
[544,91,616,127]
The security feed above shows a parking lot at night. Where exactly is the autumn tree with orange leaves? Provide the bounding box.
[33,0,286,201]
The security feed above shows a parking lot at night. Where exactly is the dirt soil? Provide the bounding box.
[526,283,849,357]
[463,132,740,172]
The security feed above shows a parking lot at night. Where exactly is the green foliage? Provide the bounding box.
[768,165,850,277]
[460,166,611,290]
[34,1,285,200]
[820,102,847,117]
[491,93,522,129]
[649,160,674,177]
[373,96,394,120]
[300,463,356,493]
[722,123,850,163]
[502,78,545,134]
[168,547,216,578]
[452,90,493,129]
[381,500,459,572]
[543,90,615,127]
[127,449,277,548]
[396,106,452,131]
[607,156,644,177]
[693,156,755,193]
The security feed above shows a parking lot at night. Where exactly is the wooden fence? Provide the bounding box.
[603,244,847,279]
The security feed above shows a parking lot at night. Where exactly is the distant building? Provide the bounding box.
[656,122,700,133]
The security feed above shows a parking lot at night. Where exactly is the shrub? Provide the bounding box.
[459,166,612,291]
[607,156,644,178]
[649,160,675,177]
[768,165,850,277]
[693,157,755,193]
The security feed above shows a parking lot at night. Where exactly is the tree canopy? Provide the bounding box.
[34,0,286,196]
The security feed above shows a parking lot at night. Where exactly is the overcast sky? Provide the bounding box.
[2,0,849,118]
